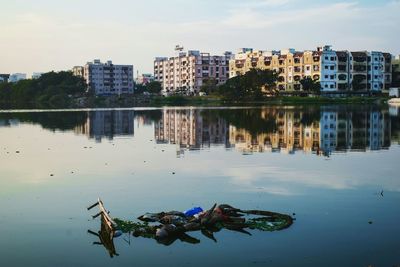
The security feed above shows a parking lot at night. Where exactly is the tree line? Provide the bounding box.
[0,71,87,107]
[200,68,321,101]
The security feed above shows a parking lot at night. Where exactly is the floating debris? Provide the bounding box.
[88,199,294,251]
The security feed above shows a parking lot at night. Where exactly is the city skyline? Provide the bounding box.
[1,0,400,75]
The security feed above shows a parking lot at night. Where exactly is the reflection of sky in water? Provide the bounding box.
[0,107,399,266]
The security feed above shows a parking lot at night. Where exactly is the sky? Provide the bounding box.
[0,0,399,75]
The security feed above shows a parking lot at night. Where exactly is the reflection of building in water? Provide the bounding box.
[229,110,320,154]
[74,110,134,142]
[320,109,391,154]
[155,109,228,154]
[229,108,392,156]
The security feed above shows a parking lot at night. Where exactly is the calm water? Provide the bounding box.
[0,105,400,267]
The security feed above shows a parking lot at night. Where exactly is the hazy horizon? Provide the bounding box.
[1,0,399,76]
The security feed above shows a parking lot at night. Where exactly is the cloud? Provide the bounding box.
[0,1,399,74]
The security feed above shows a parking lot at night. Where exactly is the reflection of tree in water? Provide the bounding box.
[201,109,278,137]
[0,112,88,131]
[134,109,162,123]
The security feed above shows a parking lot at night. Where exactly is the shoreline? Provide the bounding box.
[0,95,390,110]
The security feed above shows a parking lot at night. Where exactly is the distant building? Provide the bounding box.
[229,45,392,95]
[8,73,27,83]
[0,74,10,83]
[392,55,400,88]
[72,66,84,77]
[154,50,233,95]
[136,73,155,85]
[31,72,44,79]
[82,60,134,95]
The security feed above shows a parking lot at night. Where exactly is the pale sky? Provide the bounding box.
[1,0,399,75]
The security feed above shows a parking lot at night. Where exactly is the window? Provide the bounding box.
[330,66,335,70]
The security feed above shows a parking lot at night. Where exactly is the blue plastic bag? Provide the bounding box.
[184,207,203,217]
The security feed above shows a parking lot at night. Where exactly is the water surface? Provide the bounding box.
[0,105,399,266]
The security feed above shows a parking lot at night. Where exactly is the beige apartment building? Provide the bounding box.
[154,50,233,95]
[229,46,392,94]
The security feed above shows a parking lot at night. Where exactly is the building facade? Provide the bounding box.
[0,74,10,83]
[8,73,27,83]
[392,55,400,88]
[31,72,44,79]
[136,73,155,85]
[154,50,233,95]
[74,60,134,95]
[229,46,392,94]
[72,66,84,77]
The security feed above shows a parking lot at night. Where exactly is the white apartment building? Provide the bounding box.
[229,45,392,95]
[154,50,233,95]
[82,60,134,95]
[8,73,27,83]
[31,72,44,79]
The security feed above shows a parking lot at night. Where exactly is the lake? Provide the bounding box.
[0,105,399,267]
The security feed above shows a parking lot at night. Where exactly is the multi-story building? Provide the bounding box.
[229,46,392,95]
[392,55,400,88]
[0,74,10,83]
[136,73,155,85]
[72,66,84,77]
[154,50,233,95]
[8,73,26,83]
[74,60,134,95]
[31,72,44,79]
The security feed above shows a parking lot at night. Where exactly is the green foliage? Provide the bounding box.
[217,69,278,101]
[299,77,321,94]
[146,81,162,94]
[200,78,218,95]
[134,81,162,95]
[0,71,86,107]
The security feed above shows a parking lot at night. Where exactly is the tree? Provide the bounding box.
[0,71,86,107]
[217,69,278,101]
[146,81,162,95]
[200,78,218,95]
[300,77,321,94]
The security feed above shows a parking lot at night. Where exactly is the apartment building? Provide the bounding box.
[74,60,134,95]
[136,73,155,85]
[72,66,84,77]
[8,73,26,83]
[229,46,392,94]
[0,74,10,82]
[392,55,400,87]
[154,50,233,95]
[31,72,43,79]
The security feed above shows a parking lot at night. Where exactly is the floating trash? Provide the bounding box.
[88,199,294,255]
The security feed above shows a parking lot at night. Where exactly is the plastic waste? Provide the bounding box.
[184,207,203,217]
[113,230,123,238]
